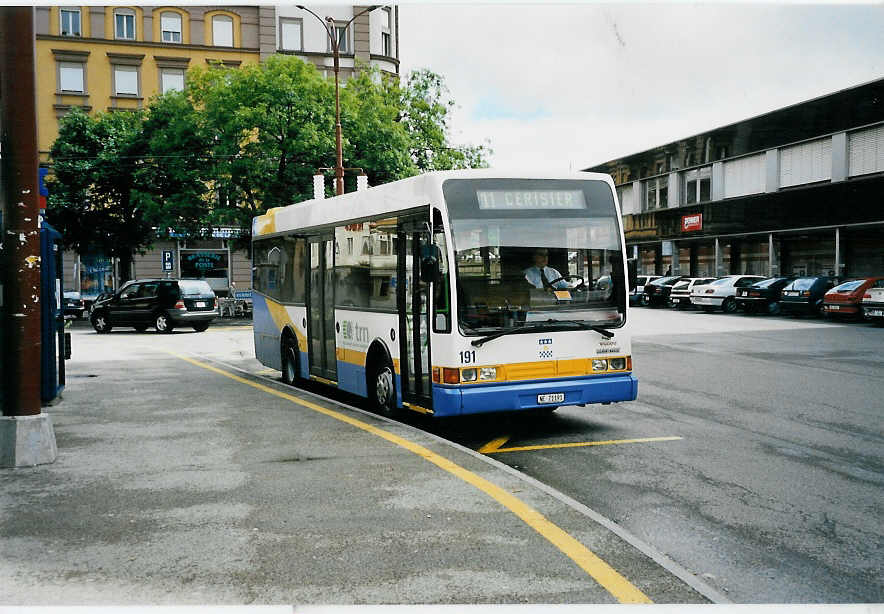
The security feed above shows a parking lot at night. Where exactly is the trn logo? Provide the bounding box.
[538,338,553,345]
[341,320,370,343]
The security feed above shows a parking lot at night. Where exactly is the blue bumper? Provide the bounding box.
[432,374,638,417]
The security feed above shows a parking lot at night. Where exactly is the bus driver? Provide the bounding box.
[524,248,571,290]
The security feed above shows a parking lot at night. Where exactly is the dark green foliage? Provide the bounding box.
[47,57,491,265]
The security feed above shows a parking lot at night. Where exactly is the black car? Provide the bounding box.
[778,276,837,316]
[643,275,687,307]
[735,276,793,315]
[63,291,87,319]
[90,279,218,334]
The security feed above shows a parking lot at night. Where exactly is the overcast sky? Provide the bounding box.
[397,2,884,172]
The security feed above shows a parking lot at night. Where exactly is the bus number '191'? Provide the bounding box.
[460,350,476,364]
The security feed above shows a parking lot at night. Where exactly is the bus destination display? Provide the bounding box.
[477,189,586,210]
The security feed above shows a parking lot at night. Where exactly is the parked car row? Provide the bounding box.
[634,274,884,323]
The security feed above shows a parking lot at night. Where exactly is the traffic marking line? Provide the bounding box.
[479,435,683,454]
[166,350,653,604]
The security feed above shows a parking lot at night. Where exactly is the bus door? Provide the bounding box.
[307,235,337,382]
[398,216,432,410]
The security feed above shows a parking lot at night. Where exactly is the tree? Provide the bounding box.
[185,56,338,236]
[399,69,491,171]
[47,108,151,284]
[135,90,215,241]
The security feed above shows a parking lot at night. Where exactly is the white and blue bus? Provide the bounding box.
[252,170,637,418]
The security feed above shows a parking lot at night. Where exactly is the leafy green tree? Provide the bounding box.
[185,56,337,236]
[135,90,215,241]
[399,68,491,171]
[47,107,151,283]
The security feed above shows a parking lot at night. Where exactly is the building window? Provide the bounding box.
[280,18,302,51]
[160,68,184,93]
[212,15,233,47]
[683,166,712,204]
[60,8,81,37]
[114,65,138,96]
[330,22,349,53]
[161,12,182,43]
[59,62,84,92]
[115,8,136,40]
[382,31,391,56]
[644,176,667,211]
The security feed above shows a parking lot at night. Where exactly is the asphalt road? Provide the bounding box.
[430,308,883,602]
[41,310,882,604]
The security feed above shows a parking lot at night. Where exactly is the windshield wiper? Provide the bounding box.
[470,319,614,347]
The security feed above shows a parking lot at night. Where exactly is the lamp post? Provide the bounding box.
[297,5,380,196]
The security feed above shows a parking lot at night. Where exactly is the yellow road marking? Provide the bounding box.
[166,351,653,604]
[478,435,513,454]
[480,436,683,454]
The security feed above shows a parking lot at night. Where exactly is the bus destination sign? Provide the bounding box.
[477,189,586,210]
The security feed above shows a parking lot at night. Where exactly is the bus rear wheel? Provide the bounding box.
[369,360,399,418]
[281,338,299,386]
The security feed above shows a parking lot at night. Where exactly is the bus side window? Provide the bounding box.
[432,209,451,333]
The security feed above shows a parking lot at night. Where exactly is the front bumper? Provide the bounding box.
[432,373,638,417]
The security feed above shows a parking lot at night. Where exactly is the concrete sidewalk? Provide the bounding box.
[0,327,716,605]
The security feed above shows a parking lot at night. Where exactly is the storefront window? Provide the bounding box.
[80,255,115,300]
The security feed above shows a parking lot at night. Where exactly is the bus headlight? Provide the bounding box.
[479,367,497,380]
[462,368,478,382]
[609,358,626,370]
[592,359,608,372]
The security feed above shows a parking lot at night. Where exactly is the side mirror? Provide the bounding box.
[420,256,439,283]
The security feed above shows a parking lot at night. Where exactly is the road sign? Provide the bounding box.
[162,250,174,272]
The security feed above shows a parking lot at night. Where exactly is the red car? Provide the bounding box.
[822,277,884,320]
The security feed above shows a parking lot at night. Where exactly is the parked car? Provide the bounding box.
[668,277,717,309]
[823,277,884,320]
[690,275,766,313]
[861,278,884,324]
[62,291,87,319]
[779,276,837,316]
[630,274,661,306]
[90,278,218,334]
[643,275,688,307]
[735,276,793,315]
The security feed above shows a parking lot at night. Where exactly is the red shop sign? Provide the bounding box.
[682,214,702,232]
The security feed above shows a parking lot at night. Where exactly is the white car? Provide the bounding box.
[861,279,884,323]
[690,275,765,313]
[630,274,661,306]
[668,277,717,309]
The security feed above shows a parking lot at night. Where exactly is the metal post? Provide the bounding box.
[328,16,344,196]
[297,5,379,197]
[1,7,41,417]
[0,7,58,467]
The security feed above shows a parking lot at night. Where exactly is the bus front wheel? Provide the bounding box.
[370,360,399,418]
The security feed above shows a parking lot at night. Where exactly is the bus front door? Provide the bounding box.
[398,221,432,411]
[307,237,337,382]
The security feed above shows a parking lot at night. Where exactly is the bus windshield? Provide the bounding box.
[443,178,625,335]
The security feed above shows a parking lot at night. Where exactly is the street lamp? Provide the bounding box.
[297,4,380,196]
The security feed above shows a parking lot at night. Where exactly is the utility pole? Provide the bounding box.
[0,7,58,467]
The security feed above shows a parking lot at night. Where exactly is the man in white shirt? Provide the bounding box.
[524,248,571,290]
